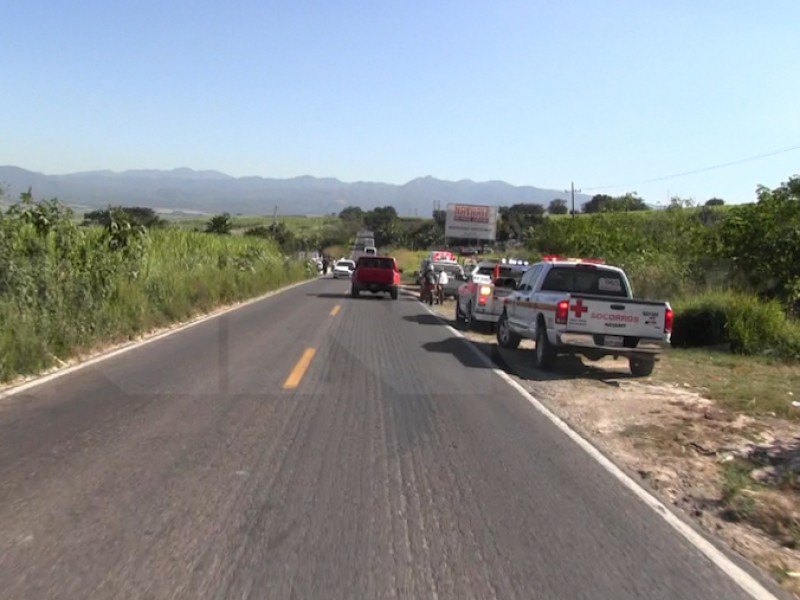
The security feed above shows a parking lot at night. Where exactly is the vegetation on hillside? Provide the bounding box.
[528,177,800,359]
[4,171,798,372]
[0,191,311,383]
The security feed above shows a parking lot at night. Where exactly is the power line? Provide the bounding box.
[582,143,800,192]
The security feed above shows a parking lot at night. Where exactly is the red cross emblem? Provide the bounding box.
[570,299,587,318]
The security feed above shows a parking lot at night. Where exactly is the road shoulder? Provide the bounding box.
[415,291,800,598]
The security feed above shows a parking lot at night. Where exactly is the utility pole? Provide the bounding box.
[570,182,575,218]
[566,182,581,217]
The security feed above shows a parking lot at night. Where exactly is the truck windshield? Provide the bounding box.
[358,257,394,269]
[541,267,628,297]
[433,263,464,279]
[476,266,526,282]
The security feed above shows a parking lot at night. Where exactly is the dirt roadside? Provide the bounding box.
[415,290,800,597]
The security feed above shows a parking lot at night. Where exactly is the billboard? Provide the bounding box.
[444,203,498,241]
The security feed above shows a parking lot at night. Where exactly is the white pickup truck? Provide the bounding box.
[455,261,530,330]
[496,257,673,376]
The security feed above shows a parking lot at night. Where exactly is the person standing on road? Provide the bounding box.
[321,256,329,276]
[423,264,437,304]
[436,267,449,305]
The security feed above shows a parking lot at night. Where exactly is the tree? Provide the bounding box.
[667,196,695,210]
[205,213,233,234]
[705,198,725,207]
[583,193,649,213]
[718,176,800,305]
[497,203,545,241]
[432,209,447,228]
[83,206,165,228]
[582,194,614,213]
[548,199,568,215]
[338,206,364,222]
[364,206,399,246]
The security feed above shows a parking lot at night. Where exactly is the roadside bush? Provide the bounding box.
[671,292,730,349]
[672,291,800,359]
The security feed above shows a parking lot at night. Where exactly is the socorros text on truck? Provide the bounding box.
[496,256,672,376]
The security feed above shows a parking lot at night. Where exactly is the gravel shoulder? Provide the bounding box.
[421,292,800,597]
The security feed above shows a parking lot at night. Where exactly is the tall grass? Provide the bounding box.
[0,199,312,383]
[672,291,800,359]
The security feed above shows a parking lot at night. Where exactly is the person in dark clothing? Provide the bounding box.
[421,264,437,305]
[321,256,329,275]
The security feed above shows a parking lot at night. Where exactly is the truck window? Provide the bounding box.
[540,267,628,297]
[358,257,394,269]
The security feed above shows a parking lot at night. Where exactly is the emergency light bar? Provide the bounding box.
[542,255,605,264]
[430,251,457,262]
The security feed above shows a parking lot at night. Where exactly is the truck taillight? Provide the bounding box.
[664,308,673,333]
[555,300,569,324]
[478,285,492,305]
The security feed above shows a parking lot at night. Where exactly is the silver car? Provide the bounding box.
[333,259,356,279]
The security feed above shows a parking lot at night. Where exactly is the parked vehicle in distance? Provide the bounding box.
[456,261,530,329]
[497,256,673,376]
[332,259,356,279]
[351,245,378,262]
[416,261,466,299]
[350,229,377,262]
[351,256,401,300]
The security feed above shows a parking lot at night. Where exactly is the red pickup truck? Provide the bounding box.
[351,256,401,300]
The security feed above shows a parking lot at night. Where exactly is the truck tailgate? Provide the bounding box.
[356,267,394,285]
[566,295,668,340]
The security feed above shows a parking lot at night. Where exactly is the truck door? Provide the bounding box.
[508,266,537,328]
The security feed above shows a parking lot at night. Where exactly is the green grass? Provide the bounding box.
[653,348,800,420]
[671,290,800,359]
[382,247,429,282]
[0,208,313,383]
[719,459,800,549]
[165,214,337,232]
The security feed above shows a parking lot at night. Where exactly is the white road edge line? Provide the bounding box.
[0,277,317,401]
[408,291,779,600]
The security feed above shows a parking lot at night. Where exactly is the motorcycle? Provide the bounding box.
[420,280,436,305]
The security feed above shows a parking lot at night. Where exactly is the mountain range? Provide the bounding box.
[0,166,591,216]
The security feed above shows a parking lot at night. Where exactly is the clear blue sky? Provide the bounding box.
[2,0,799,205]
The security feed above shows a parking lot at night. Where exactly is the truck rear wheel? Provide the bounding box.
[496,312,521,349]
[455,301,468,328]
[351,285,360,298]
[629,356,655,377]
[534,323,557,370]
[390,287,398,300]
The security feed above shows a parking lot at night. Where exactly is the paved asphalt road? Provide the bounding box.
[0,277,779,599]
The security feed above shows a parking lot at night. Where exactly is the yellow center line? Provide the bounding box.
[282,347,317,390]
[330,304,341,316]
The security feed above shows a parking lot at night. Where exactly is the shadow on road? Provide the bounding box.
[421,338,494,370]
[402,314,443,326]
[415,308,637,383]
[483,341,635,384]
[308,292,350,298]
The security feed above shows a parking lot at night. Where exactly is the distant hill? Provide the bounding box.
[0,166,591,216]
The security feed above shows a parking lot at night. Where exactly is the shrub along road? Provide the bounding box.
[0,277,785,600]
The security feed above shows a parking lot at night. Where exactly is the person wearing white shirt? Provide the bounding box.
[436,268,449,304]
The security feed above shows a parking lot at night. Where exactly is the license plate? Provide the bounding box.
[604,335,624,347]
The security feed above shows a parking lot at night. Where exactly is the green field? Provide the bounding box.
[0,199,313,383]
[159,213,338,233]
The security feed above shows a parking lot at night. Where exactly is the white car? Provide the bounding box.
[333,259,356,279]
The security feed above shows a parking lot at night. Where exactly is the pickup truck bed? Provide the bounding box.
[498,258,672,376]
[455,262,529,329]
